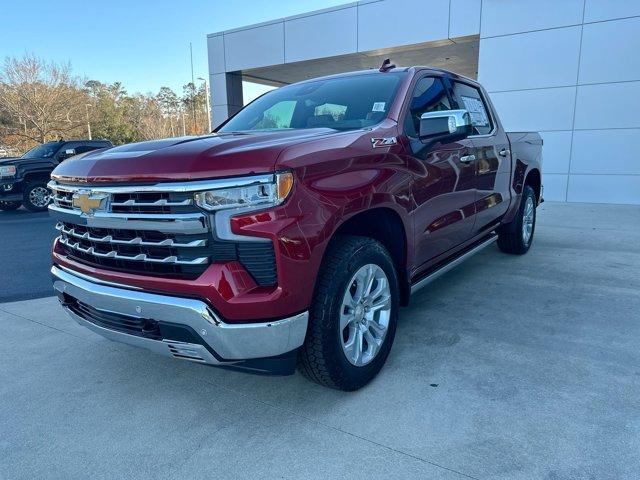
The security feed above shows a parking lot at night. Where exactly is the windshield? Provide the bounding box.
[220,72,405,133]
[22,142,63,159]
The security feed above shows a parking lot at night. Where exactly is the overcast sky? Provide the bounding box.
[2,0,348,101]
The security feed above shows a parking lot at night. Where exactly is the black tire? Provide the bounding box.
[23,182,52,212]
[498,185,537,255]
[298,235,399,391]
[0,201,21,211]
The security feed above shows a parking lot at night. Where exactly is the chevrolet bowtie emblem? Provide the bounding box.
[72,191,108,215]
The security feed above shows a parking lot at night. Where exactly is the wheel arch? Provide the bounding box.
[329,206,411,306]
[24,170,53,184]
[525,168,541,203]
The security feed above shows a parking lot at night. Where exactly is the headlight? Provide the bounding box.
[194,172,294,212]
[0,165,16,177]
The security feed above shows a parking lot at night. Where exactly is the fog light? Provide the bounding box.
[2,184,13,191]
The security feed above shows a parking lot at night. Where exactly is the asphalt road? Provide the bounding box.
[0,208,58,302]
[1,202,640,479]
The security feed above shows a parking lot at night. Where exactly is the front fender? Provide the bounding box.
[228,165,412,315]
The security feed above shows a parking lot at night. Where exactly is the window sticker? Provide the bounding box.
[372,102,386,112]
[460,95,489,127]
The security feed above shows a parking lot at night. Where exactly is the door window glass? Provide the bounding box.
[404,77,451,138]
[451,82,492,135]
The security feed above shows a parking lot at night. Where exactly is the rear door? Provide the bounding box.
[449,80,511,233]
[402,74,477,270]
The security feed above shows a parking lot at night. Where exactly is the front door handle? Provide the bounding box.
[460,154,476,163]
[499,148,510,157]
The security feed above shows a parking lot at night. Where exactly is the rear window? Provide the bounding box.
[220,72,406,132]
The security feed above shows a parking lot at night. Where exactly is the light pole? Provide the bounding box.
[85,104,92,140]
[189,42,197,133]
[198,77,212,133]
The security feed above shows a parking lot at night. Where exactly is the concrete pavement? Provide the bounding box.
[1,202,639,479]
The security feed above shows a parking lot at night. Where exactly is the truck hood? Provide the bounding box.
[0,156,55,168]
[52,129,338,183]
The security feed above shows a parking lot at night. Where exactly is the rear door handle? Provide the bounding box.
[499,148,510,157]
[460,154,476,163]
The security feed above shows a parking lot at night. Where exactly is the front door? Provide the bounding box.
[402,75,477,272]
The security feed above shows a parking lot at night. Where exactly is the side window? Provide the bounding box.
[58,142,77,156]
[404,76,451,138]
[451,82,492,135]
[253,100,296,130]
[75,145,97,154]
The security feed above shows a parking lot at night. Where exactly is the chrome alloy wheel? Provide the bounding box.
[340,264,391,367]
[29,186,51,208]
[522,195,535,245]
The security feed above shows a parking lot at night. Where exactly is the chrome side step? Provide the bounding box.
[410,234,498,295]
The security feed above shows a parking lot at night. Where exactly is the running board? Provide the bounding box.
[410,234,498,295]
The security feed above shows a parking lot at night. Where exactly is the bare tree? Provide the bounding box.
[0,54,86,145]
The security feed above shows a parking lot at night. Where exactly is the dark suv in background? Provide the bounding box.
[0,139,112,211]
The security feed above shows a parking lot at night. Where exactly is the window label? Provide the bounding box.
[460,95,489,127]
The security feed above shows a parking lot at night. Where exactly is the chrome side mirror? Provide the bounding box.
[419,109,473,142]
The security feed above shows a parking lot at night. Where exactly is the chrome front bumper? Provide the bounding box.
[51,265,308,367]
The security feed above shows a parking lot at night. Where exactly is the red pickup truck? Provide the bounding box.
[49,66,542,390]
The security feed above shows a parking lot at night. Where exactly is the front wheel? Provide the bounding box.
[23,182,52,212]
[298,235,399,391]
[498,185,537,255]
[0,201,21,211]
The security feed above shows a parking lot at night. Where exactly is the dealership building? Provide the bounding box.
[207,0,640,204]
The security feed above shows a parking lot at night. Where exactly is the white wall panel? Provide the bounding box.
[540,131,572,174]
[574,81,640,130]
[489,87,576,132]
[285,7,357,63]
[224,22,284,71]
[584,0,640,23]
[210,73,228,106]
[579,17,640,84]
[479,27,581,91]
[481,0,584,38]
[542,174,568,201]
[449,0,481,38]
[571,129,640,175]
[568,175,640,204]
[207,35,225,75]
[357,0,449,52]
[212,105,230,129]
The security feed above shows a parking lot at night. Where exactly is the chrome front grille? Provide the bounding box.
[53,191,74,209]
[49,179,278,285]
[58,234,209,265]
[55,219,213,278]
[55,222,207,248]
[52,189,194,215]
[49,181,214,278]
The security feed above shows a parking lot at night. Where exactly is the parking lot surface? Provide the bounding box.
[0,209,58,302]
[1,202,639,479]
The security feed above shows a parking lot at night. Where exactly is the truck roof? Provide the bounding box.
[293,66,479,86]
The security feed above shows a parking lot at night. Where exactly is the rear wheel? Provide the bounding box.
[298,235,399,391]
[0,201,21,211]
[498,185,537,255]
[23,182,51,212]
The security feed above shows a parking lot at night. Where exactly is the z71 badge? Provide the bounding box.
[371,137,398,148]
